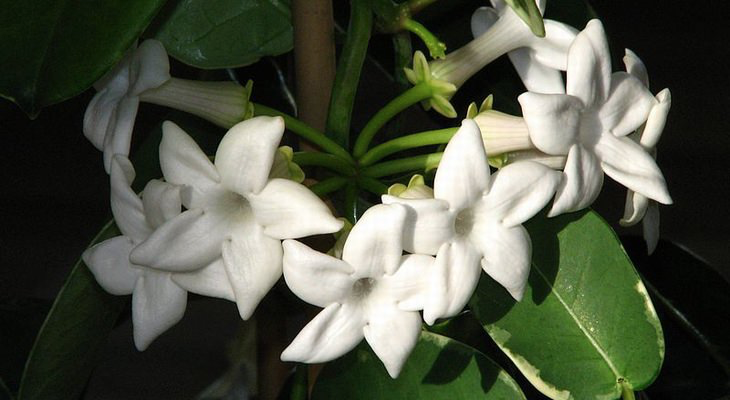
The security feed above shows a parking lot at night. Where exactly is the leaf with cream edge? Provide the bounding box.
[470,210,663,399]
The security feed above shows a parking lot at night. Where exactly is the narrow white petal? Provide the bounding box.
[132,272,187,351]
[249,178,343,239]
[172,258,236,302]
[102,97,139,173]
[549,144,604,216]
[83,236,139,295]
[596,133,672,204]
[509,48,566,94]
[283,240,354,308]
[109,156,149,241]
[567,19,611,106]
[281,302,365,364]
[381,254,437,312]
[128,40,171,95]
[619,190,650,227]
[215,116,285,196]
[599,72,656,137]
[343,204,407,277]
[83,88,122,150]
[434,120,490,211]
[518,92,582,155]
[640,89,671,148]
[141,179,182,229]
[364,304,422,378]
[223,221,283,319]
[160,121,220,207]
[482,161,561,227]
[424,239,481,325]
[130,208,228,272]
[623,49,649,87]
[473,224,531,300]
[471,6,499,37]
[643,203,660,254]
[381,195,454,255]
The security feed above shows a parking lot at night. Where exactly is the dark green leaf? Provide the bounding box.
[311,331,526,399]
[153,0,293,69]
[0,0,167,116]
[471,210,664,399]
[504,0,545,36]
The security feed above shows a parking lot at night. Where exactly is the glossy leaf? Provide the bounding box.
[0,0,166,116]
[504,0,545,37]
[153,0,293,69]
[311,331,526,399]
[471,210,664,399]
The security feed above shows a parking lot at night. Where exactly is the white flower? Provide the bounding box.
[281,204,436,378]
[619,49,671,254]
[382,120,561,323]
[470,1,578,94]
[518,19,672,217]
[426,0,576,91]
[83,40,171,173]
[130,116,343,319]
[83,155,235,350]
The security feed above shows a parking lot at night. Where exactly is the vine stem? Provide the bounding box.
[359,127,456,166]
[293,152,356,176]
[254,103,354,163]
[353,82,434,158]
[308,176,349,196]
[361,152,443,177]
[358,176,388,195]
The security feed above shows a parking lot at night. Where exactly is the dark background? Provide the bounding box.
[1,0,728,398]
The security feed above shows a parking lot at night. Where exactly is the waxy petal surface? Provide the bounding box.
[131,272,187,351]
[283,240,354,308]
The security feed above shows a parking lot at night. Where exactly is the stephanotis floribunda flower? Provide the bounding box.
[281,204,437,378]
[518,19,672,217]
[83,155,235,350]
[383,120,561,324]
[130,116,343,320]
[619,49,672,254]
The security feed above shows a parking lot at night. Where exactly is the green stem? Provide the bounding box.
[361,152,443,177]
[407,0,440,13]
[289,364,308,400]
[293,152,356,176]
[254,103,354,163]
[392,32,413,90]
[344,183,359,224]
[326,0,373,148]
[358,176,388,195]
[359,127,456,166]
[620,382,635,400]
[402,18,446,59]
[353,82,434,158]
[308,176,349,197]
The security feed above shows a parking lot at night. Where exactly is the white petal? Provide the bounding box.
[128,40,170,95]
[509,48,566,94]
[599,72,656,137]
[343,204,406,277]
[141,179,182,229]
[381,254,437,312]
[130,208,228,272]
[481,161,561,227]
[381,195,454,255]
[424,239,482,325]
[83,236,139,295]
[160,121,220,208]
[215,116,285,196]
[434,120,490,211]
[567,19,611,106]
[643,203,660,254]
[249,178,343,239]
[640,89,671,148]
[619,190,649,227]
[549,144,604,216]
[109,156,148,241]
[282,240,354,308]
[131,272,187,351]
[281,302,365,364]
[223,221,283,319]
[525,20,578,71]
[473,223,531,300]
[364,303,422,378]
[102,96,139,173]
[172,258,235,302]
[518,92,582,155]
[623,49,649,87]
[471,6,499,37]
[83,88,123,150]
[596,133,672,204]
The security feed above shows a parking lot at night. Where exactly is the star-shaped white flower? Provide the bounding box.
[83,155,234,350]
[470,1,578,94]
[130,116,343,319]
[383,120,561,324]
[83,40,171,173]
[281,204,436,378]
[619,49,671,254]
[518,19,672,216]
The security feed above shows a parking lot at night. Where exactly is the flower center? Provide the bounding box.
[352,278,376,298]
[454,208,475,236]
